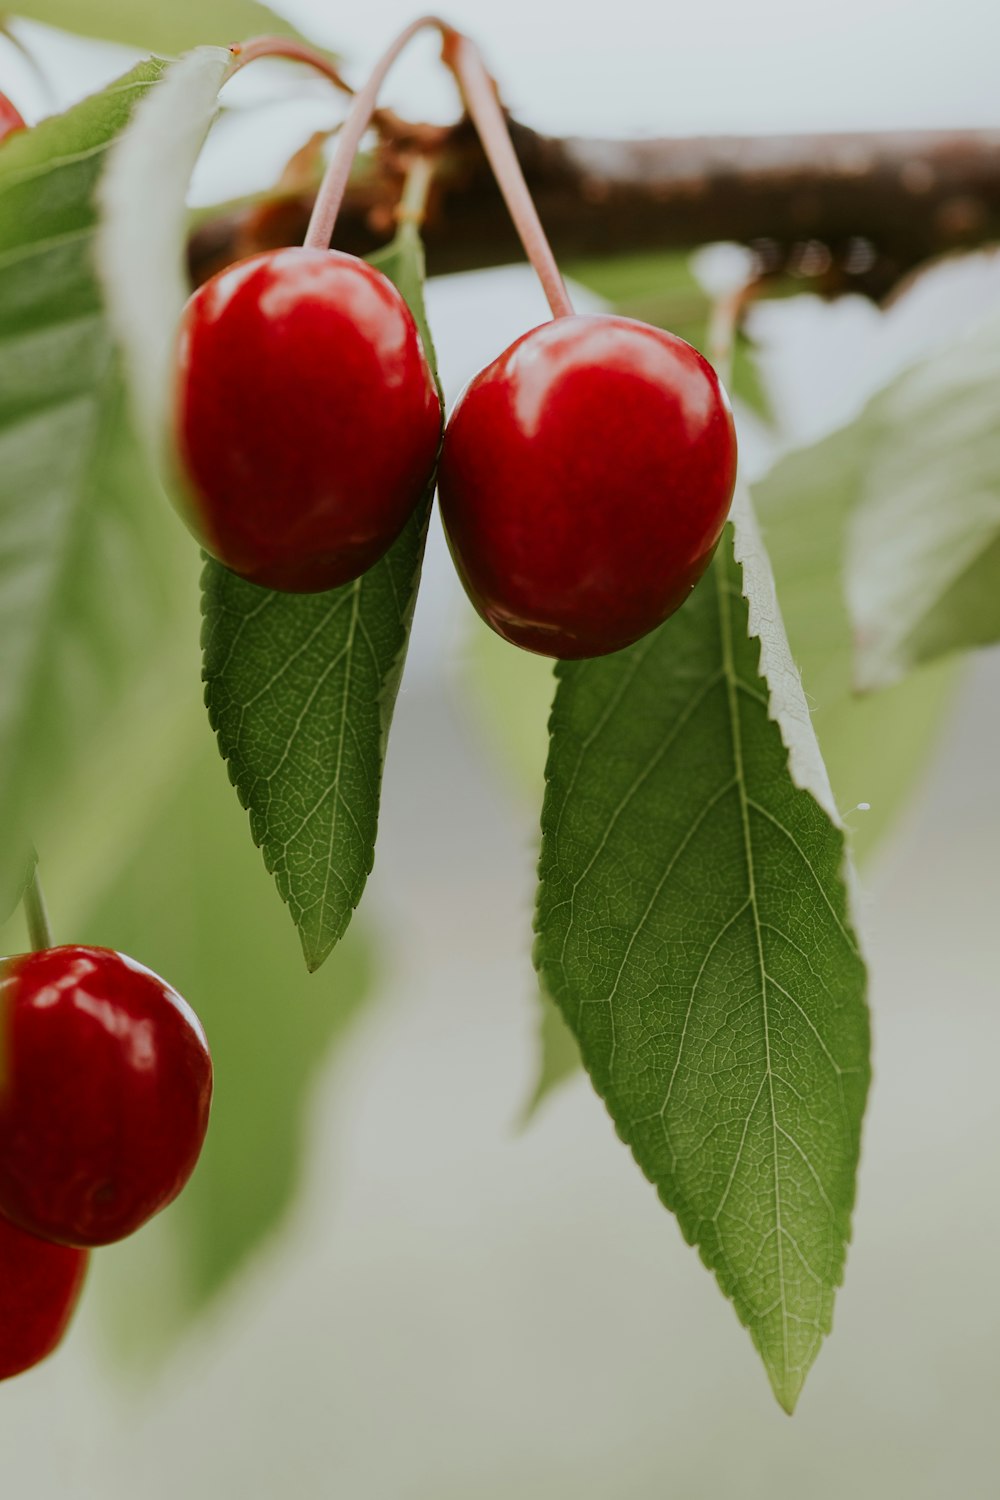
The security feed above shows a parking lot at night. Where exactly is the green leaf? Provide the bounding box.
[535,489,870,1412]
[76,727,375,1362]
[844,312,1000,689]
[202,226,439,971]
[12,0,303,52]
[526,414,956,1122]
[0,60,190,902]
[483,296,952,1120]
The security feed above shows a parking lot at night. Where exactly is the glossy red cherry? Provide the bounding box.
[0,93,25,143]
[0,1213,87,1380]
[0,946,212,1248]
[174,247,441,592]
[438,313,738,658]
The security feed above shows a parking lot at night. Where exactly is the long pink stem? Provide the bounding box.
[303,17,574,319]
[304,15,439,251]
[225,34,352,95]
[443,32,573,318]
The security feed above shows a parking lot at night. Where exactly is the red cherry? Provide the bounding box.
[0,947,212,1248]
[174,247,441,592]
[0,1213,87,1380]
[437,313,738,658]
[0,93,25,143]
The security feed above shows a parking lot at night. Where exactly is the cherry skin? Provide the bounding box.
[0,946,213,1248]
[175,247,441,592]
[0,1213,87,1381]
[0,93,25,143]
[437,313,738,659]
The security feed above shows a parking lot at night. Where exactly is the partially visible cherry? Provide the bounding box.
[0,92,24,143]
[174,247,441,592]
[0,1212,87,1381]
[438,313,738,659]
[0,946,212,1248]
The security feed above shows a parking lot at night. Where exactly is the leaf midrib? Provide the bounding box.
[714,561,791,1396]
[311,576,362,955]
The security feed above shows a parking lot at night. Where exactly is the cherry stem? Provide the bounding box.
[225,34,353,96]
[707,281,758,387]
[304,15,437,252]
[23,867,53,953]
[396,152,435,229]
[303,17,574,319]
[443,31,574,319]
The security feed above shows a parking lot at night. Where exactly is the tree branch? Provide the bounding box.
[188,121,1000,299]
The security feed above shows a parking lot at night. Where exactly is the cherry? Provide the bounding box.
[437,313,738,659]
[0,1213,87,1380]
[174,247,441,592]
[0,946,212,1248]
[0,93,24,143]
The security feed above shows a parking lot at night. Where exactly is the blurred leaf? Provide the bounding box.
[0,60,186,906]
[97,46,233,466]
[521,984,580,1123]
[78,726,375,1363]
[11,0,304,52]
[566,251,770,419]
[844,311,1000,689]
[202,226,440,972]
[459,616,554,803]
[756,432,958,859]
[0,847,33,929]
[535,489,870,1413]
[454,630,565,1121]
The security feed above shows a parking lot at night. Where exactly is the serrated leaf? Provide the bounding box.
[481,326,951,1123]
[535,489,870,1412]
[0,60,190,902]
[202,226,439,971]
[76,727,374,1363]
[12,0,303,52]
[844,311,1000,689]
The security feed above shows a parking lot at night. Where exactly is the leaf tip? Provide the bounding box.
[772,1377,803,1417]
[300,937,330,975]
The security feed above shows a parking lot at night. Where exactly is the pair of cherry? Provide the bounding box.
[0,946,212,1380]
[176,248,738,660]
[176,23,736,657]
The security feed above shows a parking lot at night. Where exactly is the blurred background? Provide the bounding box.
[0,0,999,1494]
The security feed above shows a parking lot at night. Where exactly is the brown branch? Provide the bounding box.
[188,121,1000,300]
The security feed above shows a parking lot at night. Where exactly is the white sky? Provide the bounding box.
[11,0,1000,206]
[13,0,1000,132]
[274,0,1000,136]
